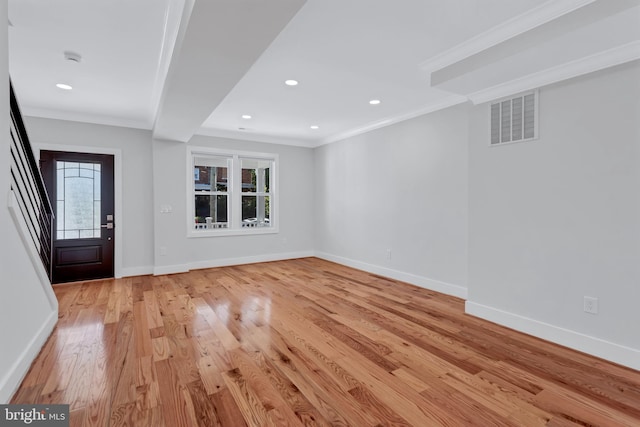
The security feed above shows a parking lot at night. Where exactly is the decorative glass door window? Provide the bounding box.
[56,161,102,239]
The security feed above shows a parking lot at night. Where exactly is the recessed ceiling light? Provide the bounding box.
[56,83,73,90]
[310,125,319,130]
[369,99,381,105]
[241,114,252,119]
[285,79,298,86]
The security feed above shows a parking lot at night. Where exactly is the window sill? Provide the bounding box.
[187,226,278,238]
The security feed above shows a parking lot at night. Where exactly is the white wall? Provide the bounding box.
[314,104,469,297]
[0,2,57,402]
[466,61,640,369]
[24,118,155,276]
[314,62,640,370]
[20,119,316,276]
[152,134,315,274]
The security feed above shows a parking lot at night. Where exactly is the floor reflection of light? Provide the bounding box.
[217,302,230,326]
[264,298,271,326]
[52,319,106,397]
[56,319,105,354]
[240,296,272,326]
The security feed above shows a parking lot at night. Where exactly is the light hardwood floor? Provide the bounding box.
[11,258,640,426]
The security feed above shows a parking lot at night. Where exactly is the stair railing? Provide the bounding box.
[9,82,54,280]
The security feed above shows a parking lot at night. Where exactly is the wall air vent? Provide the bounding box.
[490,91,537,146]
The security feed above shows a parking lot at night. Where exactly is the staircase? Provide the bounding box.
[8,82,54,280]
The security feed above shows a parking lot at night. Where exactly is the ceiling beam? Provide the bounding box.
[429,0,638,88]
[152,0,306,142]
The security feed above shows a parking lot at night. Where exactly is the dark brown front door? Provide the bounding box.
[40,151,115,283]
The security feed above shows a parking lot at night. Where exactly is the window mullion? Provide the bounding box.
[231,156,242,229]
[256,167,265,224]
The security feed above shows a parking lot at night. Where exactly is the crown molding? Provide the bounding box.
[319,95,468,146]
[22,106,153,131]
[420,0,596,76]
[195,126,317,148]
[467,41,640,104]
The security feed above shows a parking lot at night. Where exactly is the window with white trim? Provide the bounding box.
[240,157,272,228]
[193,154,230,229]
[188,147,277,236]
[490,91,537,145]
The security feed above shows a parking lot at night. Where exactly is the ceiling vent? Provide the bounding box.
[490,91,537,146]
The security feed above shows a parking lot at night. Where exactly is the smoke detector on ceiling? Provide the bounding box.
[64,51,82,63]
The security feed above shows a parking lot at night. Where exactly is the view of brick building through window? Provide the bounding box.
[193,155,272,230]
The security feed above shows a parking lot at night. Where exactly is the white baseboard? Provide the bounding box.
[153,263,191,276]
[315,251,468,299]
[465,301,640,371]
[189,251,315,271]
[119,266,154,278]
[150,251,315,276]
[0,310,58,403]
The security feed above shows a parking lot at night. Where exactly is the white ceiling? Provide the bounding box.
[8,0,640,147]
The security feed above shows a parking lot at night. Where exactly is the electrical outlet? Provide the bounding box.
[584,296,598,314]
[386,249,392,260]
[160,246,168,256]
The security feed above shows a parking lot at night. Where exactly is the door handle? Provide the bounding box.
[101,223,114,229]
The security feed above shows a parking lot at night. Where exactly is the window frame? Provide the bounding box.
[187,146,278,238]
[192,155,231,229]
[239,157,273,229]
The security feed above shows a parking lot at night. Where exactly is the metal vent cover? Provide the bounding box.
[491,91,537,146]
